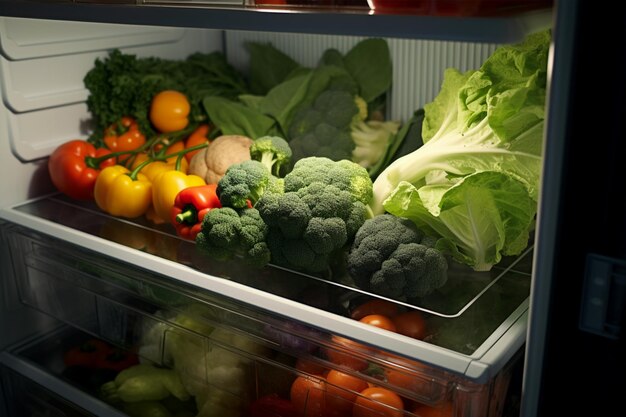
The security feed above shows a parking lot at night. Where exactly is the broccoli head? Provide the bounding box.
[217,160,270,209]
[196,207,270,267]
[287,89,360,163]
[347,214,448,299]
[289,123,355,164]
[284,157,373,205]
[250,136,293,177]
[256,181,368,274]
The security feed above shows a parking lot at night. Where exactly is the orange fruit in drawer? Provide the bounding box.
[353,386,404,417]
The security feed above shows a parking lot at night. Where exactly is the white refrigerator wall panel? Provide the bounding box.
[0,17,222,204]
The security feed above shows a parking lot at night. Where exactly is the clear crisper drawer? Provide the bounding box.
[9,195,532,355]
[0,354,100,417]
[3,211,525,417]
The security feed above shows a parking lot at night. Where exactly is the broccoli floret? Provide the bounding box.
[290,123,355,164]
[347,214,448,299]
[217,160,270,209]
[250,136,293,177]
[312,90,359,129]
[287,90,360,163]
[284,157,373,205]
[196,207,270,267]
[256,181,368,274]
[267,175,285,195]
[256,192,311,240]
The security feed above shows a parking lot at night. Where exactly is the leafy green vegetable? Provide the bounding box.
[202,96,277,139]
[84,49,248,141]
[372,30,550,271]
[343,38,393,103]
[202,39,395,172]
[244,42,302,95]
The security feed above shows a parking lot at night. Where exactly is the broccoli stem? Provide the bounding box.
[260,152,276,174]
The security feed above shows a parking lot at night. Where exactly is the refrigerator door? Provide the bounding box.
[523,1,626,417]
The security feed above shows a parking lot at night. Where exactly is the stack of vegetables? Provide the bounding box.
[50,29,547,299]
[47,30,550,417]
[47,30,550,296]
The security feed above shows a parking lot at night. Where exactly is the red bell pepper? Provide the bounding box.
[170,183,221,240]
[63,338,139,373]
[63,338,111,369]
[103,116,146,156]
[48,139,116,200]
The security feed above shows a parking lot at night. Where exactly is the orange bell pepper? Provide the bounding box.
[104,117,146,154]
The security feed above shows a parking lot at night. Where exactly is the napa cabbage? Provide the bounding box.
[370,30,550,271]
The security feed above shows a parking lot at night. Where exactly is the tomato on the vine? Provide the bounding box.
[391,311,427,340]
[150,90,190,133]
[353,386,404,417]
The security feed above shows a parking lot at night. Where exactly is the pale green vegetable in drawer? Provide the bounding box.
[100,363,190,404]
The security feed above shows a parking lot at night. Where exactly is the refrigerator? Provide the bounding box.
[0,1,623,417]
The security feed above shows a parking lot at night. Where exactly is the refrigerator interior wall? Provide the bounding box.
[0,18,220,205]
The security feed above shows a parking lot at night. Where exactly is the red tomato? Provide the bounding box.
[290,375,326,417]
[324,336,369,371]
[325,370,369,416]
[350,299,400,321]
[359,315,397,332]
[411,401,454,417]
[249,393,298,417]
[353,387,404,417]
[48,140,116,200]
[295,358,329,376]
[391,311,427,340]
[383,356,437,398]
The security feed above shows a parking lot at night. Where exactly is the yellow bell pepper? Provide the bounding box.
[94,165,152,218]
[151,169,206,223]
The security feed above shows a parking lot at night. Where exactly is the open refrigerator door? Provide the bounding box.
[0,2,560,417]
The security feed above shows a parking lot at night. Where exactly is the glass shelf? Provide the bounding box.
[11,194,532,356]
[0,0,553,43]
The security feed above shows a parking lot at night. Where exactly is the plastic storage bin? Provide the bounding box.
[3,199,530,417]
